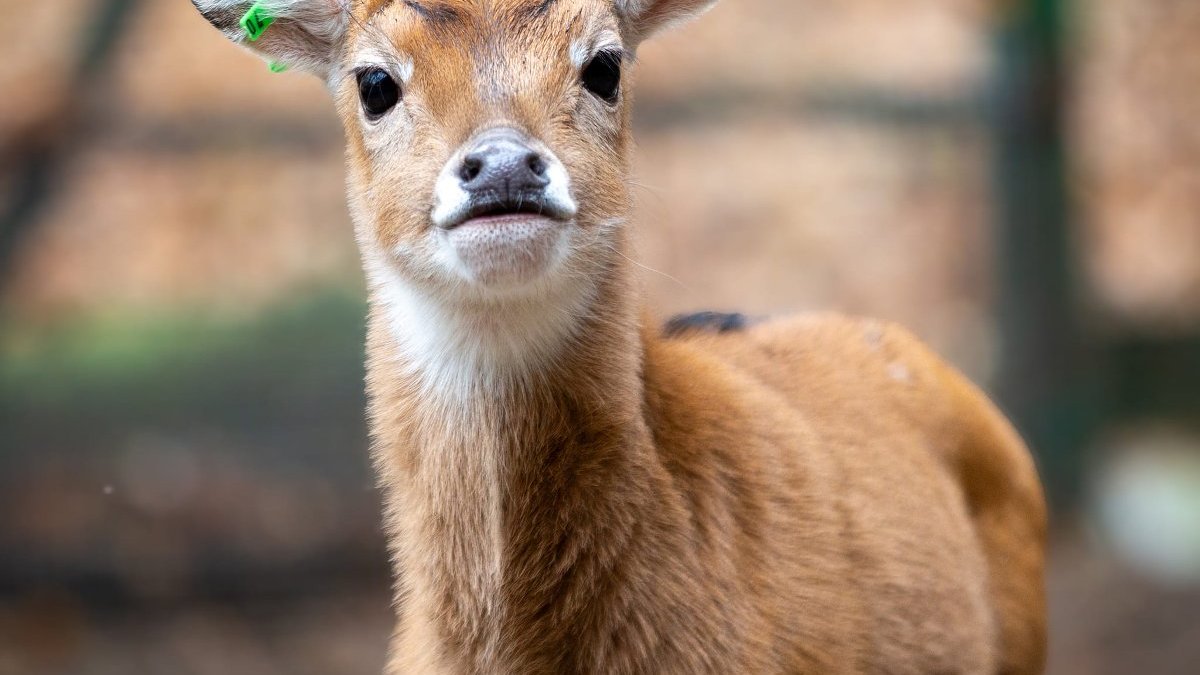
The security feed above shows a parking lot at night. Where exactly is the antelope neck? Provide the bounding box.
[366,255,668,665]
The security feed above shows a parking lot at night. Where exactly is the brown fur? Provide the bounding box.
[371,304,1047,673]
[196,1,1048,672]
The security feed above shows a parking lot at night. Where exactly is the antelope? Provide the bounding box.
[194,0,1048,672]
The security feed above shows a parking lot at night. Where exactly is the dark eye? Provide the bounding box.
[581,50,622,104]
[357,67,401,118]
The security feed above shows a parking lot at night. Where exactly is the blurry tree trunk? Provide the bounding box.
[0,0,141,287]
[989,0,1097,508]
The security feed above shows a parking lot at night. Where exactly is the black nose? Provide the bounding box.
[458,130,550,196]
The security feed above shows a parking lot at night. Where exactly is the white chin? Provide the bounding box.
[442,214,570,289]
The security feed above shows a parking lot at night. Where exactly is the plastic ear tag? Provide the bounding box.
[240,2,275,42]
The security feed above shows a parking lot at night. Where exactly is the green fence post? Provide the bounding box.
[989,0,1098,509]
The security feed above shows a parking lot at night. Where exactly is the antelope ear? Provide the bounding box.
[617,0,718,44]
[192,0,350,79]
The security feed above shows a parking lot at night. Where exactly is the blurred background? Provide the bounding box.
[1,0,1198,673]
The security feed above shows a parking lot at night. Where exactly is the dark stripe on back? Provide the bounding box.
[663,312,750,338]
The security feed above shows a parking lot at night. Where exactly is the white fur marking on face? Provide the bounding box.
[428,132,577,289]
[431,165,474,229]
[570,31,623,69]
[446,219,573,288]
[398,58,415,82]
[543,160,574,218]
[350,46,413,84]
[569,39,591,69]
[430,136,577,230]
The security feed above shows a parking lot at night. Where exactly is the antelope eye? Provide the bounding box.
[581,50,622,104]
[357,68,400,118]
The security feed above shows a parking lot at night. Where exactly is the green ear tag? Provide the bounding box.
[240,2,275,42]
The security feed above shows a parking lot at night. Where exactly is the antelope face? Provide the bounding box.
[342,0,632,293]
[196,0,716,297]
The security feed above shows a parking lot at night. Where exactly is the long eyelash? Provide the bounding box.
[594,48,626,65]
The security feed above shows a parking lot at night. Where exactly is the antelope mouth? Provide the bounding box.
[440,195,573,288]
[445,193,573,230]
